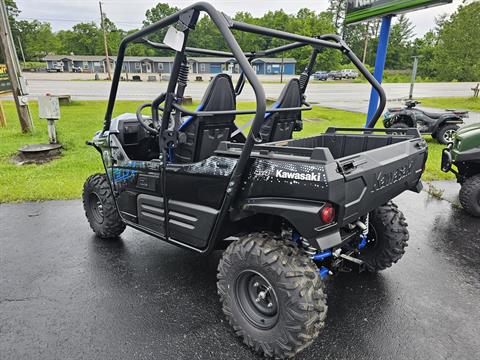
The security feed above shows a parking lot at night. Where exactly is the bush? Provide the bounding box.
[21,61,45,70]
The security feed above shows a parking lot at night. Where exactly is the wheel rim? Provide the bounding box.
[89,192,104,224]
[364,224,379,250]
[235,270,279,330]
[443,129,456,143]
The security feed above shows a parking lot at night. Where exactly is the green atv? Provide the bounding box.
[442,123,480,216]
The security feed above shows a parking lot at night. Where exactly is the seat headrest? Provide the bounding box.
[275,78,302,108]
[200,73,236,112]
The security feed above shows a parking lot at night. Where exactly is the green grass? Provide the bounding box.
[419,97,480,112]
[0,100,451,202]
[0,100,145,202]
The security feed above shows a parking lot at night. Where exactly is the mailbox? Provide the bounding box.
[38,95,60,120]
[38,95,61,144]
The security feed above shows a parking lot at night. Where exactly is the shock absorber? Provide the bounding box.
[177,61,189,89]
[299,72,309,92]
[173,58,190,130]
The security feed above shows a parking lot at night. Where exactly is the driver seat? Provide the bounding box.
[259,78,302,143]
[175,74,238,163]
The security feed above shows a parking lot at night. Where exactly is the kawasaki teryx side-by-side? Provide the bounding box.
[82,2,428,358]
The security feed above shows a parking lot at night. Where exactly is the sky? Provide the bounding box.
[15,0,465,37]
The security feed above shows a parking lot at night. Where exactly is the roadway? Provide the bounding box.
[23,79,477,107]
[21,78,479,124]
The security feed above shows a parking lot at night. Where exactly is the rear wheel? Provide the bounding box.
[436,124,459,145]
[217,233,327,359]
[358,202,409,272]
[386,122,410,135]
[459,175,480,217]
[83,173,125,239]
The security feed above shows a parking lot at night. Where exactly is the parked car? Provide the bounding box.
[72,66,83,73]
[341,69,359,79]
[328,70,342,80]
[46,61,64,73]
[312,71,328,81]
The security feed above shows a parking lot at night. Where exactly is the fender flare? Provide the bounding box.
[241,197,342,250]
[432,116,460,134]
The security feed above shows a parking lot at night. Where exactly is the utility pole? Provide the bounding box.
[409,55,421,100]
[280,52,284,84]
[99,1,112,80]
[0,0,33,132]
[362,21,370,64]
[17,36,26,67]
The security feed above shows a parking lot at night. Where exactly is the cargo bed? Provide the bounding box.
[219,128,428,234]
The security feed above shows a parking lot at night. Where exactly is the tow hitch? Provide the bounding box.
[301,217,369,278]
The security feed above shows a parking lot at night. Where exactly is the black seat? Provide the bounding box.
[175,74,237,163]
[419,110,444,119]
[259,78,302,143]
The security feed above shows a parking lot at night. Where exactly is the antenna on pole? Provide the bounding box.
[99,1,112,80]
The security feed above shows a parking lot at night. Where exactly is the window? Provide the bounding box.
[135,62,141,69]
[158,63,164,71]
[200,63,206,72]
[83,61,88,69]
[267,65,272,73]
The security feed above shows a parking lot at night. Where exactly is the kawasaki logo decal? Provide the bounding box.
[275,170,322,182]
[372,160,414,192]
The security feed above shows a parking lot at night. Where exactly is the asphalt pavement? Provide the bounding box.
[1,185,479,359]
[23,79,477,104]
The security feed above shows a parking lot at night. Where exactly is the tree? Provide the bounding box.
[143,2,180,53]
[327,0,347,31]
[16,20,59,59]
[413,31,438,78]
[57,23,102,55]
[385,15,415,69]
[433,1,480,81]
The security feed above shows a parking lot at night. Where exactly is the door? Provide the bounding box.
[108,130,166,237]
[145,62,152,73]
[210,64,222,73]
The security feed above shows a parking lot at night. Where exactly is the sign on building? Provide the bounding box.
[0,64,12,93]
[345,0,453,25]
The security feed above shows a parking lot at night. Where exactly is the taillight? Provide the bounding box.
[320,204,335,224]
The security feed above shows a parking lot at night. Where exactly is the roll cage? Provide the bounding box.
[101,1,387,254]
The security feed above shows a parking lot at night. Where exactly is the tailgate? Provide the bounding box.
[336,137,427,225]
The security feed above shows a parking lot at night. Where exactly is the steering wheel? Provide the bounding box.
[136,102,159,135]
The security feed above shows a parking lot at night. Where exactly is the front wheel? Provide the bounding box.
[217,234,327,359]
[83,173,126,239]
[436,124,459,145]
[459,175,480,217]
[358,202,409,272]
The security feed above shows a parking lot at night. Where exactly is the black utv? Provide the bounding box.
[82,2,428,358]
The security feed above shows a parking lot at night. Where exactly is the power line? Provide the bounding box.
[17,17,142,26]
